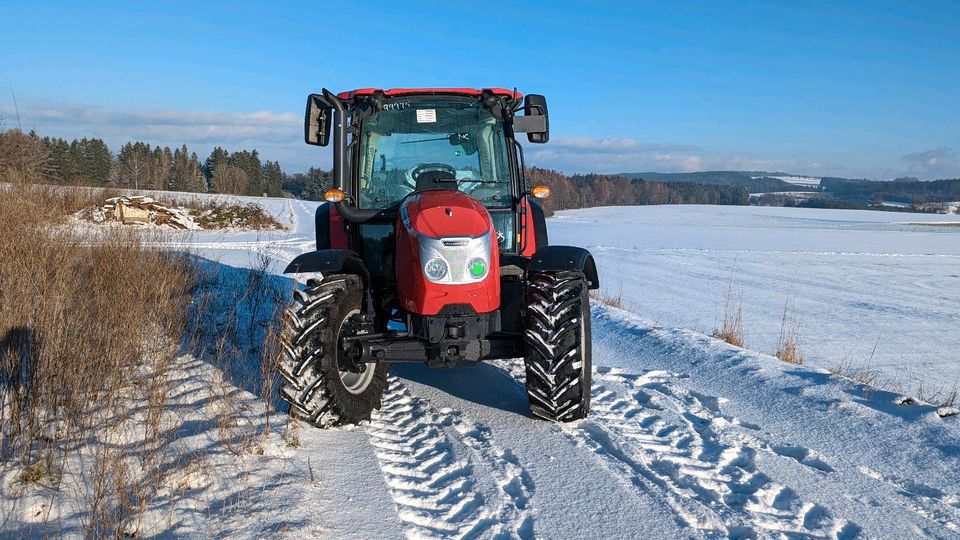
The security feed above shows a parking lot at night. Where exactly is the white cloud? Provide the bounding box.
[526,136,829,176]
[902,147,959,178]
[10,101,944,179]
[2,100,324,171]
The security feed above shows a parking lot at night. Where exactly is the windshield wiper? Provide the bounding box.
[400,136,450,145]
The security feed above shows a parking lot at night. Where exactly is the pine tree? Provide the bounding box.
[42,137,78,183]
[204,146,229,180]
[301,167,331,200]
[260,160,284,197]
[70,138,112,185]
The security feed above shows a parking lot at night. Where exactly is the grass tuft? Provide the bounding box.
[775,300,805,365]
[712,276,745,348]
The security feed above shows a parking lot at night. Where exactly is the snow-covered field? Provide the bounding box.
[5,196,960,538]
[551,205,960,393]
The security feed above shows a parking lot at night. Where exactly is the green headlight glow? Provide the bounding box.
[468,258,486,278]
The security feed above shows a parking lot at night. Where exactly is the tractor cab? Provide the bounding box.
[305,88,548,258]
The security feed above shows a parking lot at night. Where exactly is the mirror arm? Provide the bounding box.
[322,88,348,191]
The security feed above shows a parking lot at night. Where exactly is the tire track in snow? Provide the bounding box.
[491,358,858,538]
[584,368,860,539]
[366,378,534,539]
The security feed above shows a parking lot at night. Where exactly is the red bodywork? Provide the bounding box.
[338,88,522,100]
[395,191,500,316]
[328,204,348,249]
[519,196,538,256]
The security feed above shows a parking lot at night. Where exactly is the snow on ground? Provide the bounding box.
[767,175,822,187]
[551,205,960,393]
[7,194,960,538]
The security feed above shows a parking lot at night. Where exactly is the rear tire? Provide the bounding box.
[277,274,389,427]
[523,271,592,422]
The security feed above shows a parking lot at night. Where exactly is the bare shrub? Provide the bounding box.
[185,246,288,454]
[188,200,285,230]
[0,126,49,184]
[775,300,804,364]
[916,380,959,409]
[712,274,745,348]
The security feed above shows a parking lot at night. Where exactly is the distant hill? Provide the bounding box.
[821,177,960,205]
[618,171,807,193]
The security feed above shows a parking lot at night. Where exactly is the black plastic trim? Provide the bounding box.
[314,203,331,250]
[283,249,370,284]
[528,246,600,290]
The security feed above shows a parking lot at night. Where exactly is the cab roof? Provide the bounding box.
[337,88,521,100]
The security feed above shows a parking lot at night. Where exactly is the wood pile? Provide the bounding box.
[99,196,201,230]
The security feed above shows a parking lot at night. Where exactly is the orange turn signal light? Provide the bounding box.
[531,185,551,199]
[323,188,346,203]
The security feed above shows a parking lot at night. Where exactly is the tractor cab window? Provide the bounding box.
[357,97,512,209]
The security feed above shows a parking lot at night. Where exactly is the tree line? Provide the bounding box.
[0,128,328,198]
[821,177,960,205]
[3,128,749,211]
[37,134,290,197]
[528,167,750,214]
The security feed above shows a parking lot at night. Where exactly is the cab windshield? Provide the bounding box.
[357,96,512,209]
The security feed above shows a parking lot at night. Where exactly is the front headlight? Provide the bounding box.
[467,257,487,279]
[424,257,448,281]
[419,233,491,284]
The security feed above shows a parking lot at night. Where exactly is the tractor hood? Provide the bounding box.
[400,191,492,238]
[394,190,500,316]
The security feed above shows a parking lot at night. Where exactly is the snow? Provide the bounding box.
[551,204,960,392]
[5,195,960,538]
[768,175,822,187]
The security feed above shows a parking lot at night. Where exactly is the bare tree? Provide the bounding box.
[212,163,250,195]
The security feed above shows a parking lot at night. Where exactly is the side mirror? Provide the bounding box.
[517,94,549,144]
[305,93,333,146]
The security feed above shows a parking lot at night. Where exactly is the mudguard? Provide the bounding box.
[528,246,600,290]
[283,249,370,283]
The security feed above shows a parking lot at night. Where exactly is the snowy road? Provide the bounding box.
[169,198,960,539]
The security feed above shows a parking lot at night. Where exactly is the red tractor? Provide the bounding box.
[278,88,599,427]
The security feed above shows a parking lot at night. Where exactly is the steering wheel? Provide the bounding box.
[411,163,458,191]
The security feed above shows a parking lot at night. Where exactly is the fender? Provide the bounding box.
[283,249,370,284]
[314,203,348,250]
[528,246,600,290]
[519,196,549,256]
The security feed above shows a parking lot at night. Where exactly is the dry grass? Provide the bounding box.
[1,128,291,536]
[590,289,623,309]
[0,180,195,535]
[775,300,805,365]
[915,381,958,409]
[712,278,745,348]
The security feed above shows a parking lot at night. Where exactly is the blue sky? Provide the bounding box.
[2,1,958,178]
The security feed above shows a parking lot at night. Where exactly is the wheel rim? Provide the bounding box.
[337,309,376,395]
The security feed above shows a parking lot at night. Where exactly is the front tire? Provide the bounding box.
[277,274,389,427]
[523,271,592,422]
